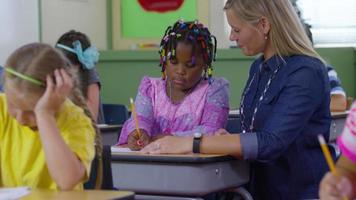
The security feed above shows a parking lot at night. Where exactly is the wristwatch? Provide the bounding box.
[193,132,202,153]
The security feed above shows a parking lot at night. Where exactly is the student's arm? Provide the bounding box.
[86,83,100,120]
[319,155,356,199]
[118,76,155,144]
[35,69,85,190]
[330,94,347,112]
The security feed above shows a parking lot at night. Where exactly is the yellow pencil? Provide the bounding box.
[130,98,143,146]
[318,134,348,200]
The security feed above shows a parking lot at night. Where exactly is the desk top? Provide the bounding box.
[111,150,236,163]
[21,189,134,200]
[98,124,122,132]
[331,111,349,119]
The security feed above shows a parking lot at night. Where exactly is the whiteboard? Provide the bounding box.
[0,0,39,66]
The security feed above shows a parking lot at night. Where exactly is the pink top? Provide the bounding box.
[337,101,356,162]
[118,76,229,144]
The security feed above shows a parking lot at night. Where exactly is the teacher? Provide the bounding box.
[142,0,332,199]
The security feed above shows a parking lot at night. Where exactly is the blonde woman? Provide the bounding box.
[142,0,332,199]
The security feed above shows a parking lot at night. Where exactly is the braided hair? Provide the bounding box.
[158,20,217,84]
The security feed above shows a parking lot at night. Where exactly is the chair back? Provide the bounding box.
[103,104,129,125]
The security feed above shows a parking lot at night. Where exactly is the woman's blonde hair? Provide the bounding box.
[224,0,324,62]
[4,43,103,188]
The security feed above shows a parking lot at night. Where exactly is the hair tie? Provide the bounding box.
[56,40,99,70]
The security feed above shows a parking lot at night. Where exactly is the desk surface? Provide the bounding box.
[21,189,134,200]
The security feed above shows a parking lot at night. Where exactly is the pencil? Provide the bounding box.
[318,134,348,200]
[130,98,143,146]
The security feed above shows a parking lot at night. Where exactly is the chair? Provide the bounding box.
[103,103,129,125]
[84,145,114,189]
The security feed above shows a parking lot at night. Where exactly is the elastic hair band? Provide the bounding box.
[0,65,45,86]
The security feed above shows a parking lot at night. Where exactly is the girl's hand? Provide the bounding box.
[319,172,353,200]
[127,129,150,151]
[141,136,192,154]
[34,69,73,116]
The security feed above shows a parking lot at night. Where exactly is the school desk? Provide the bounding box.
[21,189,134,200]
[98,124,122,145]
[330,111,348,141]
[110,151,250,199]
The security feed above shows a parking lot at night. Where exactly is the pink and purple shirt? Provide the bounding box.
[338,101,356,162]
[118,76,229,144]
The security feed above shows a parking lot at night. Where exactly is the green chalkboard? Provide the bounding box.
[121,0,197,38]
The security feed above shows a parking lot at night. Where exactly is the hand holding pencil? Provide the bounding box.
[127,98,150,151]
[318,135,350,200]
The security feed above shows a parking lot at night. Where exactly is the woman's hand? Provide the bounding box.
[214,128,230,135]
[319,172,353,200]
[141,136,193,154]
[127,129,150,151]
[34,69,73,116]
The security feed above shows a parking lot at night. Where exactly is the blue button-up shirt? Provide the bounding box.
[239,55,332,199]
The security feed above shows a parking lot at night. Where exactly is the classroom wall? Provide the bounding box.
[97,48,356,108]
[40,0,107,49]
[0,0,39,65]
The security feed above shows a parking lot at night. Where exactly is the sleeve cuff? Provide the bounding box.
[240,132,258,160]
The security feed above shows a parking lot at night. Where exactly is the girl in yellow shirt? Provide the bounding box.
[0,43,102,190]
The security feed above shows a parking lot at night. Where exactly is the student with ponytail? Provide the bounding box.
[56,30,103,122]
[0,43,102,190]
[118,20,230,151]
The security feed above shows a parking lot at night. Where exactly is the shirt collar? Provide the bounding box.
[261,55,287,71]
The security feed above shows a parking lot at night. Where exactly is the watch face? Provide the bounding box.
[194,132,202,138]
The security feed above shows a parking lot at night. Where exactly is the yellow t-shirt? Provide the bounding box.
[0,94,95,190]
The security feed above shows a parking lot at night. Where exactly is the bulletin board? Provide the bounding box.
[112,0,209,49]
[121,0,197,38]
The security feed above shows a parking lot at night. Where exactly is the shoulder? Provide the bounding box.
[138,76,164,96]
[0,94,7,120]
[57,99,94,131]
[208,77,229,91]
[286,55,326,73]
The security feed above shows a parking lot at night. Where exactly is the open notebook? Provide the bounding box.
[0,187,31,200]
[111,146,137,153]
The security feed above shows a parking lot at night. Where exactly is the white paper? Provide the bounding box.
[111,146,135,153]
[0,187,31,200]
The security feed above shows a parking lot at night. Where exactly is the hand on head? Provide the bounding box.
[127,129,150,151]
[141,136,192,154]
[34,69,73,115]
[319,172,353,200]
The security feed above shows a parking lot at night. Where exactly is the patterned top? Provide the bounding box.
[118,76,229,144]
[338,101,356,162]
[327,64,346,96]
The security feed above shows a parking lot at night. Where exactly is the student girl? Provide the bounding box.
[118,20,230,150]
[142,0,332,199]
[0,43,102,190]
[56,30,103,122]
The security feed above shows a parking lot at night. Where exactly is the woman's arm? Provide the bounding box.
[142,134,243,158]
[86,83,100,120]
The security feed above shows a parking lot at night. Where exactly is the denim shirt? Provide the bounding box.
[239,55,332,199]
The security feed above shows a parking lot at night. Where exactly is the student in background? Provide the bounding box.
[291,0,347,111]
[143,0,331,199]
[118,20,229,150]
[56,30,104,122]
[319,101,356,199]
[0,43,102,190]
